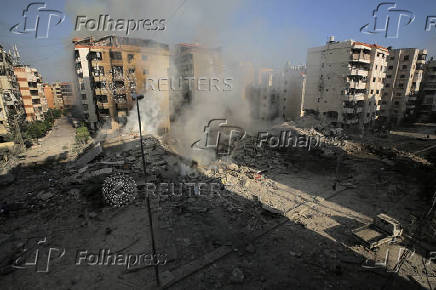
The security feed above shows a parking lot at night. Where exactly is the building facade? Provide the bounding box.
[14,65,47,121]
[73,36,170,133]
[380,48,427,124]
[0,45,24,139]
[303,38,388,127]
[171,43,223,121]
[417,59,436,121]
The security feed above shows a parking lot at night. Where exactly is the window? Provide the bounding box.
[375,65,378,69]
[373,77,376,82]
[385,84,390,88]
[387,75,391,78]
[400,74,405,78]
[376,90,379,94]
[83,104,88,111]
[403,55,409,61]
[128,68,135,74]
[128,54,134,63]
[98,95,108,103]
[143,69,148,75]
[370,89,374,94]
[388,66,393,70]
[399,83,404,88]
[142,54,148,61]
[81,94,87,100]
[110,51,122,60]
[402,65,407,70]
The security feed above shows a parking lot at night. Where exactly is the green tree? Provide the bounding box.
[75,125,90,145]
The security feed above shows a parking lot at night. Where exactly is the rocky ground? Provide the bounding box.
[0,121,436,289]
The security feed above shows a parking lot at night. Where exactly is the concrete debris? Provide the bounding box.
[74,142,102,168]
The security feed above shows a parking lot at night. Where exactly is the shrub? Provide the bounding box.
[75,125,90,145]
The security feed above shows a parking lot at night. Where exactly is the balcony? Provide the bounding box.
[343,107,354,114]
[344,93,365,101]
[351,54,371,63]
[348,81,367,90]
[348,68,368,77]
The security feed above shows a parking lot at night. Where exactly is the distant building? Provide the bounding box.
[73,36,170,134]
[14,65,47,121]
[303,38,388,127]
[60,82,75,110]
[417,59,436,121]
[0,45,24,140]
[247,64,306,123]
[273,63,306,121]
[380,48,427,124]
[43,83,55,109]
[171,43,223,121]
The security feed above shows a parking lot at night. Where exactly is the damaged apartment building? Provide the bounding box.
[0,45,24,141]
[247,64,306,122]
[170,43,223,121]
[73,36,170,133]
[304,37,388,127]
[379,48,427,124]
[417,58,436,121]
[13,65,47,122]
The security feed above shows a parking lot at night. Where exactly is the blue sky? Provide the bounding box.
[1,0,435,82]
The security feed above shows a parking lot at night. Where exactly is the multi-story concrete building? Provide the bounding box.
[303,38,388,127]
[0,45,24,140]
[380,48,427,124]
[273,63,306,121]
[51,82,65,110]
[60,82,75,110]
[171,43,223,121]
[14,65,47,121]
[73,36,170,133]
[417,59,436,121]
[247,64,306,122]
[43,83,55,109]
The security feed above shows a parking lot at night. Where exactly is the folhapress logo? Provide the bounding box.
[191,119,245,156]
[360,2,414,38]
[12,237,65,272]
[10,2,65,39]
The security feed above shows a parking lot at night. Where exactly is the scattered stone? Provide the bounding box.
[37,191,54,201]
[245,243,256,254]
[88,211,98,219]
[230,267,245,283]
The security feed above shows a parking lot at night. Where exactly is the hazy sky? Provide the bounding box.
[1,0,435,82]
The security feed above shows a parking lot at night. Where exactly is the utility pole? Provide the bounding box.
[133,93,160,286]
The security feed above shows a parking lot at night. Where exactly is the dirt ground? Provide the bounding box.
[1,126,436,289]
